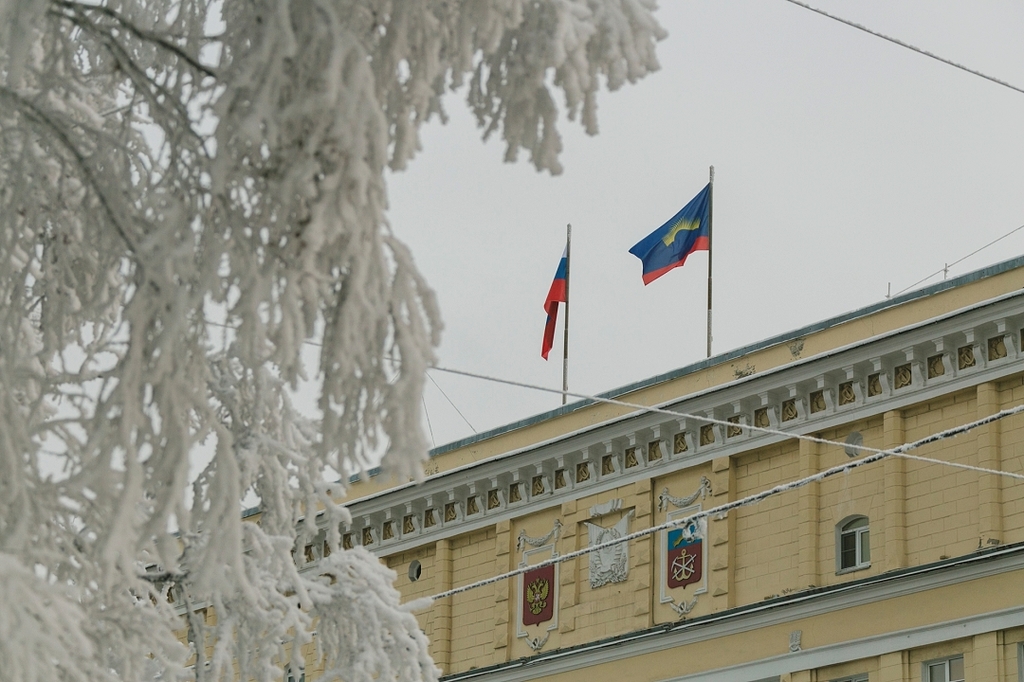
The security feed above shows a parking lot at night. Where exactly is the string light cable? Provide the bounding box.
[781,0,1024,97]
[425,366,1024,602]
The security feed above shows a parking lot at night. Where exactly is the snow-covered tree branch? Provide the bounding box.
[0,0,665,680]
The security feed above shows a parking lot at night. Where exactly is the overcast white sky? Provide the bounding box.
[381,1,1024,450]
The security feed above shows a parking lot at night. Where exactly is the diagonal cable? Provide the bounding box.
[781,0,1024,96]
[892,222,1024,298]
[427,370,477,434]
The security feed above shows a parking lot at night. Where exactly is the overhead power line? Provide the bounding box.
[426,371,477,434]
[891,222,1024,298]
[781,0,1024,96]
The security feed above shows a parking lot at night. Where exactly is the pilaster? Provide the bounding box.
[782,671,813,682]
[797,437,820,589]
[709,456,735,610]
[970,630,1003,680]
[433,538,453,672]
[977,381,1003,547]
[878,650,909,682]
[558,499,579,634]
[492,520,512,661]
[632,478,654,627]
[883,409,907,571]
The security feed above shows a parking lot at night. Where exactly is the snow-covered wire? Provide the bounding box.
[780,0,1024,96]
[427,400,1024,602]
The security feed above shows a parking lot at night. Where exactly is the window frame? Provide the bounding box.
[835,514,871,574]
[922,654,965,682]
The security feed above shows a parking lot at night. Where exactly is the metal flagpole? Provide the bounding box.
[562,223,571,405]
[706,166,714,358]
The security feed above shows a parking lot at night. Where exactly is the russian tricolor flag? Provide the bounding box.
[541,246,568,360]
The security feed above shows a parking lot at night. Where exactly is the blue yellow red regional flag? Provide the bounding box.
[541,246,568,360]
[629,184,710,285]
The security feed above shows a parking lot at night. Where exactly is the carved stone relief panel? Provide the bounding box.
[754,408,771,428]
[585,508,634,589]
[894,363,912,389]
[726,416,743,438]
[576,461,591,483]
[989,335,1008,361]
[554,469,567,490]
[674,432,689,454]
[700,424,716,446]
[958,345,976,369]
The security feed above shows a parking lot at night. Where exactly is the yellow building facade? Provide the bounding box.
[333,256,1024,682]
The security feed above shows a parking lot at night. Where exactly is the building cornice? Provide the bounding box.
[326,289,1024,558]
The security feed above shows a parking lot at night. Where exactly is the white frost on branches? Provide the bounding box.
[0,0,665,680]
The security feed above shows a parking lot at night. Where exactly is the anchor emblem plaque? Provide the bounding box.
[660,503,708,615]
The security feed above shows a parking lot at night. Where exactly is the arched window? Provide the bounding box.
[836,515,870,572]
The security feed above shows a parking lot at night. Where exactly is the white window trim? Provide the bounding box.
[921,654,965,682]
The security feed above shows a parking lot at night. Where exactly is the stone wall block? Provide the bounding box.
[493,627,508,649]
[560,559,576,586]
[636,496,653,517]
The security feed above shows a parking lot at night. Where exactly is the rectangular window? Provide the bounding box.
[832,676,867,682]
[924,655,964,682]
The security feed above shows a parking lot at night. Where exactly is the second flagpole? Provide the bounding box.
[706,166,714,358]
[562,223,571,405]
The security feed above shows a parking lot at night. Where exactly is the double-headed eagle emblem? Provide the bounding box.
[525,577,550,615]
